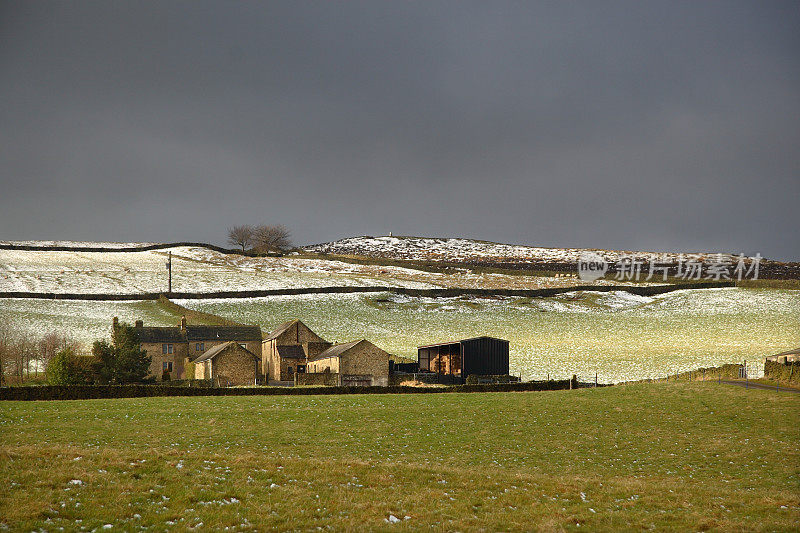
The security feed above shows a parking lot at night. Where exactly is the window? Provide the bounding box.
[196,342,204,352]
[162,362,173,372]
[162,343,174,354]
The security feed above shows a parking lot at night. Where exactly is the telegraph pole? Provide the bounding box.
[166,251,172,293]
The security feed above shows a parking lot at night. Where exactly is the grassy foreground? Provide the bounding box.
[1,383,798,531]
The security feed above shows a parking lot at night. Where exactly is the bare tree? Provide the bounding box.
[0,324,11,386]
[37,332,75,374]
[0,327,80,384]
[227,225,254,251]
[0,325,25,381]
[252,225,292,253]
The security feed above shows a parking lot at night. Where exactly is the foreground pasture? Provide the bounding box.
[1,383,798,531]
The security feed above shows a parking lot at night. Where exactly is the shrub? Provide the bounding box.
[47,348,93,385]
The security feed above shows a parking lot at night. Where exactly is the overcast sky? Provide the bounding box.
[1,2,798,259]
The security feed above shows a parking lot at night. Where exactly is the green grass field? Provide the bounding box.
[1,383,798,531]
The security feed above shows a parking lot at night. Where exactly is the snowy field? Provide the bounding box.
[0,246,592,294]
[176,288,799,382]
[3,288,796,383]
[0,246,442,293]
[307,235,743,265]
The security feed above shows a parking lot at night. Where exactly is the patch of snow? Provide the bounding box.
[306,236,743,266]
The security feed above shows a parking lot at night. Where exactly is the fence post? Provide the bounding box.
[595,372,598,388]
[745,361,748,389]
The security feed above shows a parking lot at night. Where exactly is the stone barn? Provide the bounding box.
[262,319,331,381]
[193,341,259,386]
[306,339,390,386]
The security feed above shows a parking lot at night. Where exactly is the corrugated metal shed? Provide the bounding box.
[418,336,509,378]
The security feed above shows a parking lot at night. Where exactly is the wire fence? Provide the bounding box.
[507,358,800,394]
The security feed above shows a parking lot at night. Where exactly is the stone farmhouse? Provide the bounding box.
[193,341,260,386]
[114,316,262,381]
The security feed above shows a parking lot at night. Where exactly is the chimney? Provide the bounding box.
[180,316,187,331]
[135,320,143,328]
[112,316,119,328]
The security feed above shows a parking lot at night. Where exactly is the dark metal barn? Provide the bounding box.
[417,336,509,379]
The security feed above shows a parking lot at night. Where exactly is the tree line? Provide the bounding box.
[0,325,79,385]
[0,322,152,386]
[228,224,292,253]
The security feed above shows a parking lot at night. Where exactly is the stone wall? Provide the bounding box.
[296,372,339,386]
[194,360,210,380]
[764,360,800,385]
[307,356,340,374]
[141,341,189,381]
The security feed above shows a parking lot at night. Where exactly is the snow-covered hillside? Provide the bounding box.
[0,243,608,294]
[0,246,439,294]
[306,236,742,265]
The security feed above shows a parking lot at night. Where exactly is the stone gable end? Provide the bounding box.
[197,344,259,386]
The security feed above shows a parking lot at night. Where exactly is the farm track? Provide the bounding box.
[720,380,800,394]
[0,280,734,300]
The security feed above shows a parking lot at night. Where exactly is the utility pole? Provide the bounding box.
[166,252,172,293]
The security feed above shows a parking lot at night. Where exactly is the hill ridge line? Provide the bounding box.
[0,241,239,254]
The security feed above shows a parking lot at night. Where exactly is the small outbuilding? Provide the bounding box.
[307,339,390,386]
[418,336,509,380]
[193,341,259,386]
[765,347,800,364]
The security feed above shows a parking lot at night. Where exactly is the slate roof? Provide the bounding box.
[185,325,262,342]
[308,340,364,362]
[276,345,306,360]
[264,320,299,341]
[193,341,258,363]
[134,327,186,343]
[132,324,262,344]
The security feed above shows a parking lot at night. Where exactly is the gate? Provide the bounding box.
[341,374,372,387]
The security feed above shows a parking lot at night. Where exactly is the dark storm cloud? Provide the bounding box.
[1,1,798,258]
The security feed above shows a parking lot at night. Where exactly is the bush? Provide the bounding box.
[95,322,152,384]
[465,374,520,385]
[0,380,586,401]
[46,348,93,385]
